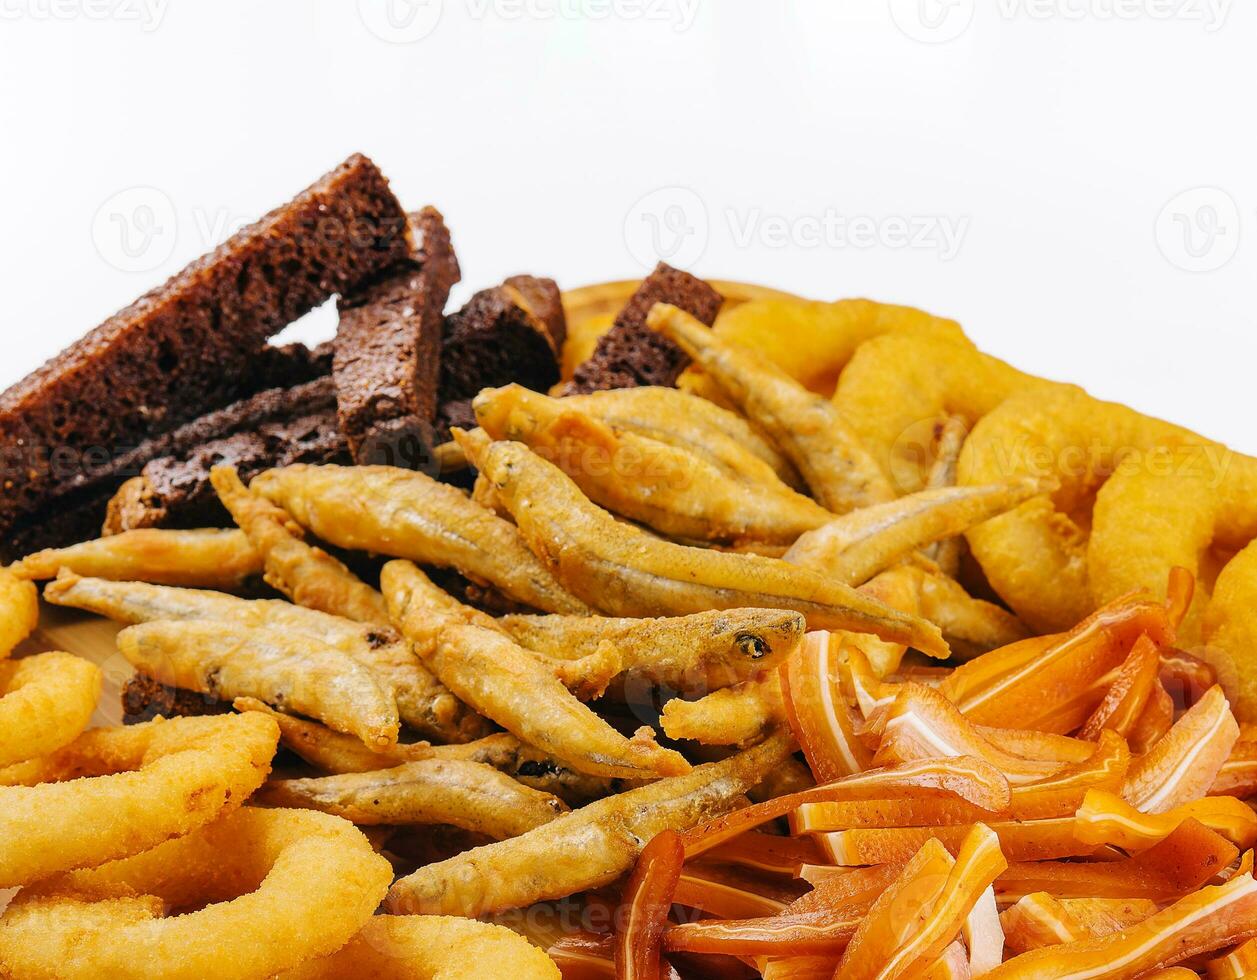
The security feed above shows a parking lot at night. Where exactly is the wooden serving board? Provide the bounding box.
[19,603,127,728]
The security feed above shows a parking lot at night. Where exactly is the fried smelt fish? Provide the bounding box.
[923,415,969,577]
[661,672,786,747]
[117,620,399,748]
[280,915,561,980]
[9,529,261,589]
[564,385,802,489]
[473,384,832,544]
[210,465,389,625]
[375,560,620,701]
[255,758,568,839]
[499,607,806,691]
[861,564,1030,660]
[236,700,617,805]
[471,439,947,656]
[392,583,684,780]
[648,303,893,513]
[48,574,487,743]
[386,730,797,917]
[387,557,681,779]
[251,463,590,614]
[784,478,1045,587]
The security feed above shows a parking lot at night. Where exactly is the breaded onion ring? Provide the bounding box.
[1089,462,1257,643]
[1203,540,1257,721]
[0,712,278,887]
[0,566,39,658]
[959,386,1228,632]
[0,652,101,768]
[833,331,1057,493]
[279,915,561,979]
[682,296,966,400]
[0,807,392,980]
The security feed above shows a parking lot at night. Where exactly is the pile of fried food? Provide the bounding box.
[4,286,1257,977]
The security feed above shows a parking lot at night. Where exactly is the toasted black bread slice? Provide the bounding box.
[435,275,566,439]
[561,262,723,393]
[0,154,410,545]
[334,207,461,466]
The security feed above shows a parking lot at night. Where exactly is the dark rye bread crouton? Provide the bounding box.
[121,673,230,724]
[0,154,410,544]
[103,376,349,533]
[334,207,461,466]
[562,262,723,394]
[435,275,566,439]
[1,343,336,560]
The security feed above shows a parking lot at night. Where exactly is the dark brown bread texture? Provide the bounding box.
[0,154,410,544]
[121,673,230,724]
[435,275,566,439]
[1,343,336,560]
[562,262,723,394]
[334,207,461,466]
[103,377,349,533]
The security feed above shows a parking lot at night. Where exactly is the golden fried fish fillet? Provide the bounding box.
[255,758,568,839]
[469,439,948,657]
[564,385,802,488]
[48,574,488,743]
[660,671,785,746]
[784,477,1044,587]
[117,620,399,748]
[235,699,615,805]
[211,465,389,625]
[251,463,590,614]
[474,384,830,544]
[648,302,894,513]
[10,529,261,589]
[385,561,688,780]
[498,607,805,692]
[386,730,797,917]
[922,414,969,576]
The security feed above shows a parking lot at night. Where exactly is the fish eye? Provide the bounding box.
[736,633,770,659]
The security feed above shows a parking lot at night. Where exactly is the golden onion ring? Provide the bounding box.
[0,807,392,980]
[0,712,278,887]
[0,565,39,658]
[279,915,561,979]
[0,652,100,769]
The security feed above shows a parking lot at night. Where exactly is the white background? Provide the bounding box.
[1,0,1253,450]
